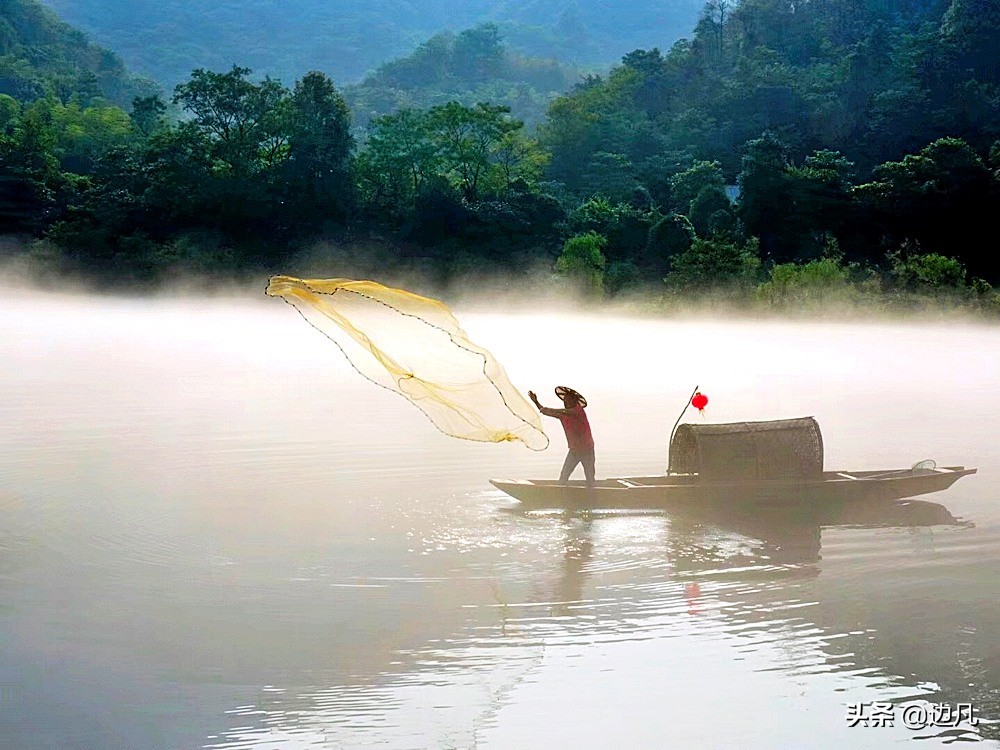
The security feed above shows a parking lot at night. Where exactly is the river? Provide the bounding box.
[1,287,998,748]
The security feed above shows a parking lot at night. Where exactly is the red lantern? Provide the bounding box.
[684,582,702,615]
[691,391,708,411]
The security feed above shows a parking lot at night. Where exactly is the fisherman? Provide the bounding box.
[528,386,595,488]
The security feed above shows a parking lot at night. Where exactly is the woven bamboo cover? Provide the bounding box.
[669,417,824,480]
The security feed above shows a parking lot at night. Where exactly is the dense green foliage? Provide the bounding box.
[2,0,1000,316]
[41,0,704,86]
[530,0,1000,286]
[0,0,154,106]
[556,231,607,294]
[538,0,1000,181]
[0,64,556,278]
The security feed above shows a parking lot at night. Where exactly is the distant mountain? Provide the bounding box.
[344,24,579,129]
[0,0,154,105]
[37,0,705,87]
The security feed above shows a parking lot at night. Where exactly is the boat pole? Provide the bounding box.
[667,385,699,475]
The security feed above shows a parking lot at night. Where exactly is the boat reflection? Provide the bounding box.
[526,496,996,743]
[510,496,968,574]
[666,497,968,567]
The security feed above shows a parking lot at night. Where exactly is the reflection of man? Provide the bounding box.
[553,516,593,615]
[528,386,595,488]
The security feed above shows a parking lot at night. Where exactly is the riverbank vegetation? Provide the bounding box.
[2,0,1000,315]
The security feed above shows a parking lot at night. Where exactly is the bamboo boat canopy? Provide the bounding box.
[669,417,824,480]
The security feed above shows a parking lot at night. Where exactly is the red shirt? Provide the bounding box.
[540,405,594,452]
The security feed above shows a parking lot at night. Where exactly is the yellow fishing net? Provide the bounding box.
[265,276,548,450]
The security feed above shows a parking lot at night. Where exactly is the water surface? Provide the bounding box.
[1,288,998,748]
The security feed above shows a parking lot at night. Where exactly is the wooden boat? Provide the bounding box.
[490,417,976,509]
[490,466,977,509]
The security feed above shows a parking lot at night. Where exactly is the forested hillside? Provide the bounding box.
[536,0,1000,278]
[3,0,1000,315]
[542,0,1000,180]
[38,0,704,86]
[345,24,577,128]
[0,0,154,106]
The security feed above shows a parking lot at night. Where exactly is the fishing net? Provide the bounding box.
[265,276,548,450]
[669,417,824,480]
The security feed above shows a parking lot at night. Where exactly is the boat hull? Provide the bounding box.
[490,467,976,509]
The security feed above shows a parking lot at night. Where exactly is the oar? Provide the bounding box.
[667,385,699,475]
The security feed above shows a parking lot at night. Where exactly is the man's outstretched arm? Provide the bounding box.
[528,390,569,417]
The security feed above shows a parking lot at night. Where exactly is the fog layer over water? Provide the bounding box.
[1,287,998,749]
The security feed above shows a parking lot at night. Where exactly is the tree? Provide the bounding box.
[737,132,797,260]
[130,95,167,136]
[426,101,520,200]
[890,251,967,290]
[693,0,731,70]
[646,213,695,270]
[452,24,505,83]
[667,236,761,287]
[784,149,856,257]
[406,174,471,245]
[669,160,725,213]
[0,95,20,133]
[689,185,732,236]
[357,108,438,220]
[173,66,289,179]
[556,231,607,294]
[939,0,1000,85]
[285,71,354,219]
[45,98,135,173]
[0,100,61,233]
[493,129,548,191]
[140,122,216,225]
[540,94,597,186]
[756,255,864,308]
[858,137,997,277]
[569,196,651,261]
[604,260,643,295]
[581,152,638,202]
[621,48,672,117]
[360,101,538,215]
